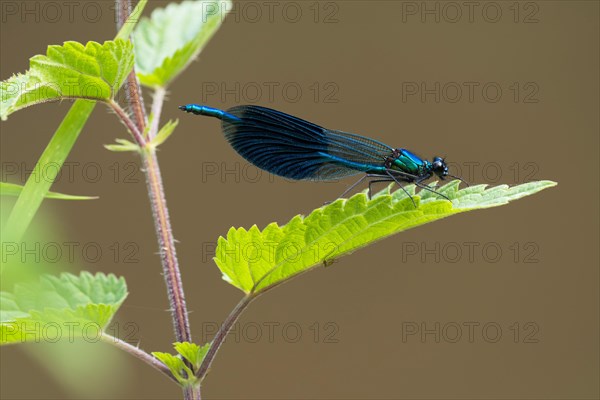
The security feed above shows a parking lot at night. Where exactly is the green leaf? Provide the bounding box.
[149,119,179,148]
[115,0,149,41]
[174,342,210,371]
[0,40,134,120]
[1,4,147,242]
[153,352,193,385]
[152,342,209,386]
[104,138,140,153]
[215,180,557,294]
[133,0,231,87]
[0,272,128,345]
[0,182,97,200]
[2,100,96,243]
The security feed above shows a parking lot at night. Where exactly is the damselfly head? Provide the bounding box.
[432,156,449,179]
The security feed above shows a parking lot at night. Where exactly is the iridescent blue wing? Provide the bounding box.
[222,105,393,181]
[223,105,338,180]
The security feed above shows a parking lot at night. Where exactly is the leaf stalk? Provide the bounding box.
[196,295,256,381]
[100,333,177,383]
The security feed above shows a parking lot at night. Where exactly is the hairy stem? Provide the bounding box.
[115,0,191,344]
[115,0,130,29]
[127,69,148,129]
[116,0,147,128]
[148,86,166,140]
[112,93,194,396]
[109,100,146,146]
[183,386,202,400]
[196,295,256,380]
[141,142,196,397]
[124,57,148,128]
[115,2,194,399]
[141,147,192,344]
[100,333,177,383]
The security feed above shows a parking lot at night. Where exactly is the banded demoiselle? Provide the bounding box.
[179,104,466,204]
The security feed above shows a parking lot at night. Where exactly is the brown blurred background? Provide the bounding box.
[1,1,598,399]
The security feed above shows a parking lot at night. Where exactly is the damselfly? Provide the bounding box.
[179,104,466,204]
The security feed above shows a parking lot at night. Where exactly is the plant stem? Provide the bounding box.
[100,333,177,383]
[114,3,194,399]
[109,100,146,146]
[115,0,147,128]
[127,69,148,129]
[115,0,131,29]
[141,143,195,400]
[113,90,194,396]
[183,386,202,400]
[148,86,166,140]
[141,147,192,344]
[196,295,256,380]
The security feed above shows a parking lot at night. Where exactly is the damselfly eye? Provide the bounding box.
[432,157,448,177]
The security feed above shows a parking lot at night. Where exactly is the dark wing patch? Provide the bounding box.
[222,105,390,181]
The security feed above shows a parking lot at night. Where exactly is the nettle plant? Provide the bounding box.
[0,1,556,399]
